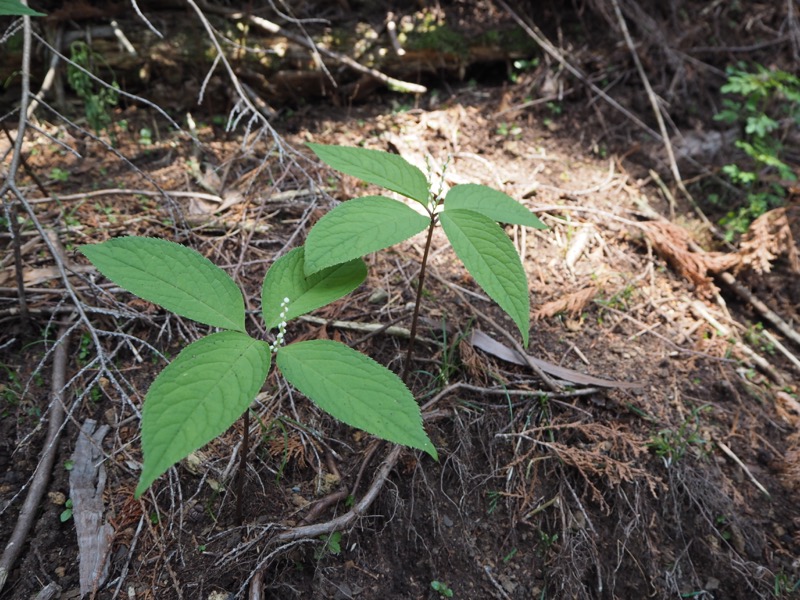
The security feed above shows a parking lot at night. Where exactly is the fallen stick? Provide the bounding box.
[198,0,426,95]
[716,441,770,498]
[0,327,70,593]
[718,271,800,351]
[762,330,800,374]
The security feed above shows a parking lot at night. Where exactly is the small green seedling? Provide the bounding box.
[60,498,73,522]
[80,143,546,499]
[315,531,342,559]
[431,580,454,597]
[50,167,70,182]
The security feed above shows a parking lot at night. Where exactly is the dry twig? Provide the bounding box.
[0,327,70,593]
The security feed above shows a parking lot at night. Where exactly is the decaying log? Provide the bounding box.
[1,8,533,111]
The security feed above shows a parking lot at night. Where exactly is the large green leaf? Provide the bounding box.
[135,331,271,497]
[0,0,46,16]
[262,246,367,329]
[276,340,437,459]
[444,184,547,229]
[439,209,530,346]
[304,196,429,274]
[308,143,430,205]
[81,237,246,332]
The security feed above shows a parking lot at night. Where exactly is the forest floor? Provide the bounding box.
[2,2,800,599]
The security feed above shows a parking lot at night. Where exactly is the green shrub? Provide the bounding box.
[713,63,799,239]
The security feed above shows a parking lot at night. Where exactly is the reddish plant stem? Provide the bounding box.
[401,215,436,385]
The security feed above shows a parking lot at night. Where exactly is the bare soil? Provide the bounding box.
[2,2,800,599]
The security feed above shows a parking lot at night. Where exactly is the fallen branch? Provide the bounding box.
[716,440,770,498]
[717,271,800,351]
[495,0,659,140]
[0,327,70,593]
[689,300,785,387]
[246,444,404,596]
[299,314,438,346]
[275,444,403,543]
[198,0,426,95]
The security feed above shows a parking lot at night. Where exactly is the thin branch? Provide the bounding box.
[274,444,403,543]
[0,327,70,593]
[198,0,427,95]
[717,271,800,350]
[608,0,721,240]
[495,0,659,140]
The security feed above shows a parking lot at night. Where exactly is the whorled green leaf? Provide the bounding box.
[276,340,437,459]
[135,331,271,497]
[262,246,367,329]
[308,143,430,205]
[81,237,246,332]
[444,184,547,229]
[439,209,530,346]
[304,196,429,275]
[0,0,46,16]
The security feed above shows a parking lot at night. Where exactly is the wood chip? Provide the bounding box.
[69,419,113,597]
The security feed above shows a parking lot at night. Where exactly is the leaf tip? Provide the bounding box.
[423,443,439,461]
[134,475,152,499]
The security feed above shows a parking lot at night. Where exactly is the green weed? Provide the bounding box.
[314,531,342,560]
[67,41,120,136]
[713,63,799,239]
[431,580,454,597]
[648,405,711,467]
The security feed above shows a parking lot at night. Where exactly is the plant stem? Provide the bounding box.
[402,215,436,385]
[235,409,250,525]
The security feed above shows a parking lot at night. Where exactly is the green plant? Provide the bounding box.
[713,64,800,238]
[314,531,342,559]
[138,128,153,146]
[647,405,711,467]
[714,515,732,541]
[0,366,22,408]
[496,122,522,138]
[431,580,454,597]
[76,331,92,365]
[67,41,120,135]
[50,167,70,182]
[537,530,558,555]
[744,322,775,355]
[546,101,562,116]
[486,490,501,515]
[509,57,539,83]
[595,284,635,311]
[773,569,800,597]
[59,498,73,522]
[80,143,546,499]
